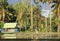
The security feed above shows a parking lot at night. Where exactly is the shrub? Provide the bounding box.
[0,21,4,28]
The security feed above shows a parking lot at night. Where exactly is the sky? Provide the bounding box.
[8,0,19,4]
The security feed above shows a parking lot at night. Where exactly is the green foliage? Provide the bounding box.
[13,2,31,31]
[0,0,59,32]
[0,0,8,9]
[0,21,4,28]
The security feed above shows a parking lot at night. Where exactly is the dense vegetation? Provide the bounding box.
[0,0,60,32]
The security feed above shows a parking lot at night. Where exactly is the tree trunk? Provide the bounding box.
[30,0,33,30]
[2,8,5,22]
[50,2,52,32]
[58,3,60,38]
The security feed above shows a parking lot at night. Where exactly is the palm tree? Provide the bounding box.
[0,0,8,22]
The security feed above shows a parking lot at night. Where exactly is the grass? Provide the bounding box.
[1,32,60,39]
[15,32,59,39]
